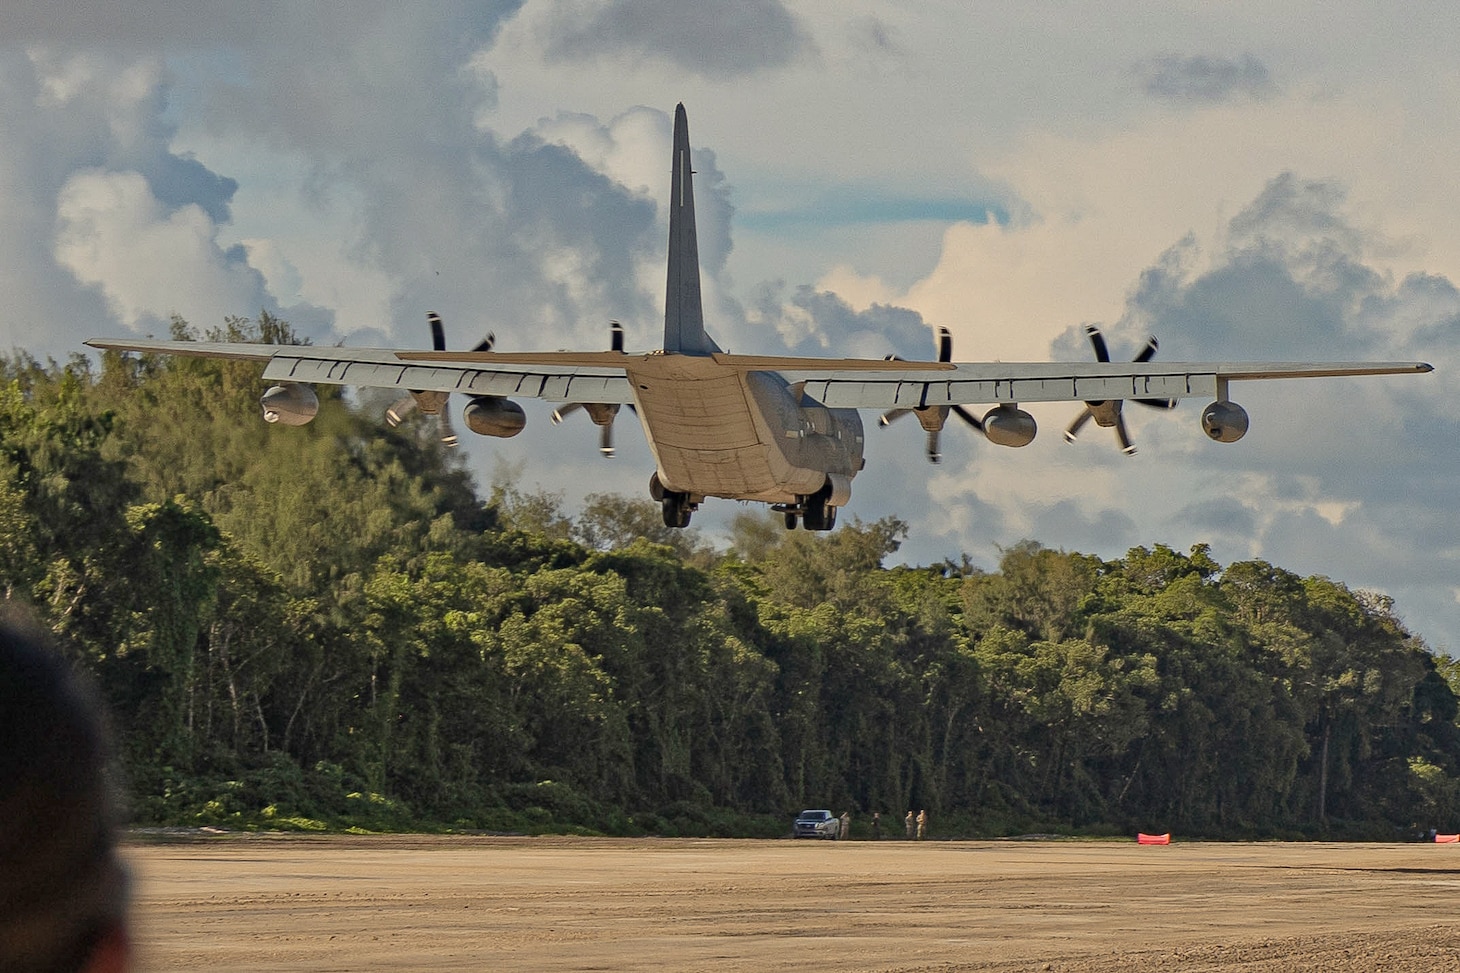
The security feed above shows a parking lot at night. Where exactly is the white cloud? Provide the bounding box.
[828,86,1446,362]
[528,0,813,80]
[532,107,670,201]
[240,237,303,305]
[54,169,266,330]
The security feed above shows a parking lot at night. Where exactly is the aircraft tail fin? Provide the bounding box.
[663,104,720,355]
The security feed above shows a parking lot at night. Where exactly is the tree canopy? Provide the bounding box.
[1,316,1455,839]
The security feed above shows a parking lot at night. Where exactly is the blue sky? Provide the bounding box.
[4,1,1458,650]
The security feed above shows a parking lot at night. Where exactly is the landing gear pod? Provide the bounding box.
[260,383,319,426]
[1201,401,1249,443]
[982,404,1037,448]
[462,396,526,438]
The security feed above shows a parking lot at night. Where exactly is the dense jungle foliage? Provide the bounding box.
[4,314,1458,840]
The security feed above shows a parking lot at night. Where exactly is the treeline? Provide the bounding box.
[3,315,1458,839]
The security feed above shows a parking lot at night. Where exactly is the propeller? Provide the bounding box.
[1062,325,1177,455]
[878,327,983,463]
[385,311,494,448]
[552,322,628,457]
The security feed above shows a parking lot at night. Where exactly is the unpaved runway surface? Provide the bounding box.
[125,835,1460,971]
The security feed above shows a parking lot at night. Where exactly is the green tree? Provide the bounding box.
[574,492,704,559]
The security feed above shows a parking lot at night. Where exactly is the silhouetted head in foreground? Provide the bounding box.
[0,619,130,973]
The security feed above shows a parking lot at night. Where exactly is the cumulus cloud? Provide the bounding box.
[532,107,670,199]
[532,0,813,79]
[0,47,342,350]
[0,49,300,352]
[747,284,935,361]
[54,169,268,329]
[27,50,240,222]
[1137,53,1276,105]
[522,114,945,362]
[23,9,657,353]
[1115,172,1429,362]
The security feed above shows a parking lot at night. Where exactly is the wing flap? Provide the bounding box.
[805,370,1215,409]
[264,353,634,403]
[88,339,637,404]
[801,361,1429,409]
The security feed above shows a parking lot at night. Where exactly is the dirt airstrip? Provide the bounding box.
[125,834,1460,971]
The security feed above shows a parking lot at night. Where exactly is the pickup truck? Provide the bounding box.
[793,809,840,839]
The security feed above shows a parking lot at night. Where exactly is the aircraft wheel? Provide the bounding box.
[784,511,798,530]
[661,492,693,529]
[803,500,828,531]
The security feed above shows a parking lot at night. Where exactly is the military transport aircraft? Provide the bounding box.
[88,104,1432,531]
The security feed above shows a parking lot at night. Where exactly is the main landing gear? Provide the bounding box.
[775,483,838,532]
[648,474,841,532]
[661,492,694,528]
[649,473,697,528]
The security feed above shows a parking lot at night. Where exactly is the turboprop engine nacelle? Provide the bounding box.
[260,383,318,426]
[982,404,1037,448]
[462,396,526,438]
[1201,401,1249,443]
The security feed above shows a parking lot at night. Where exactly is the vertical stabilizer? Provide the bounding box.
[663,104,720,354]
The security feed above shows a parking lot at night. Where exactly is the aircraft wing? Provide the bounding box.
[777,359,1434,410]
[86,338,1431,410]
[84,338,638,405]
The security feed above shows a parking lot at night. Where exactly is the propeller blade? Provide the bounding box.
[1123,336,1169,441]
[885,331,972,459]
[428,311,447,351]
[879,408,912,427]
[386,394,417,427]
[551,402,583,425]
[950,404,984,431]
[553,326,624,440]
[472,332,495,353]
[1068,328,1172,451]
[1114,415,1135,455]
[438,408,459,448]
[1064,408,1093,443]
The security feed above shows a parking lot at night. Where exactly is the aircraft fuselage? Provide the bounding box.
[627,354,863,505]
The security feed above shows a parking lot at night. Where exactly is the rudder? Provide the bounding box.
[663,104,720,355]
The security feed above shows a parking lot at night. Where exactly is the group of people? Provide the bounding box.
[835,808,930,840]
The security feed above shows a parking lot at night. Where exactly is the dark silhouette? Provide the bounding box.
[0,617,131,972]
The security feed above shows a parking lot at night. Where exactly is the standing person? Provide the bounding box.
[839,810,851,840]
[916,809,928,840]
[0,617,132,972]
[904,810,915,839]
[871,811,881,840]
